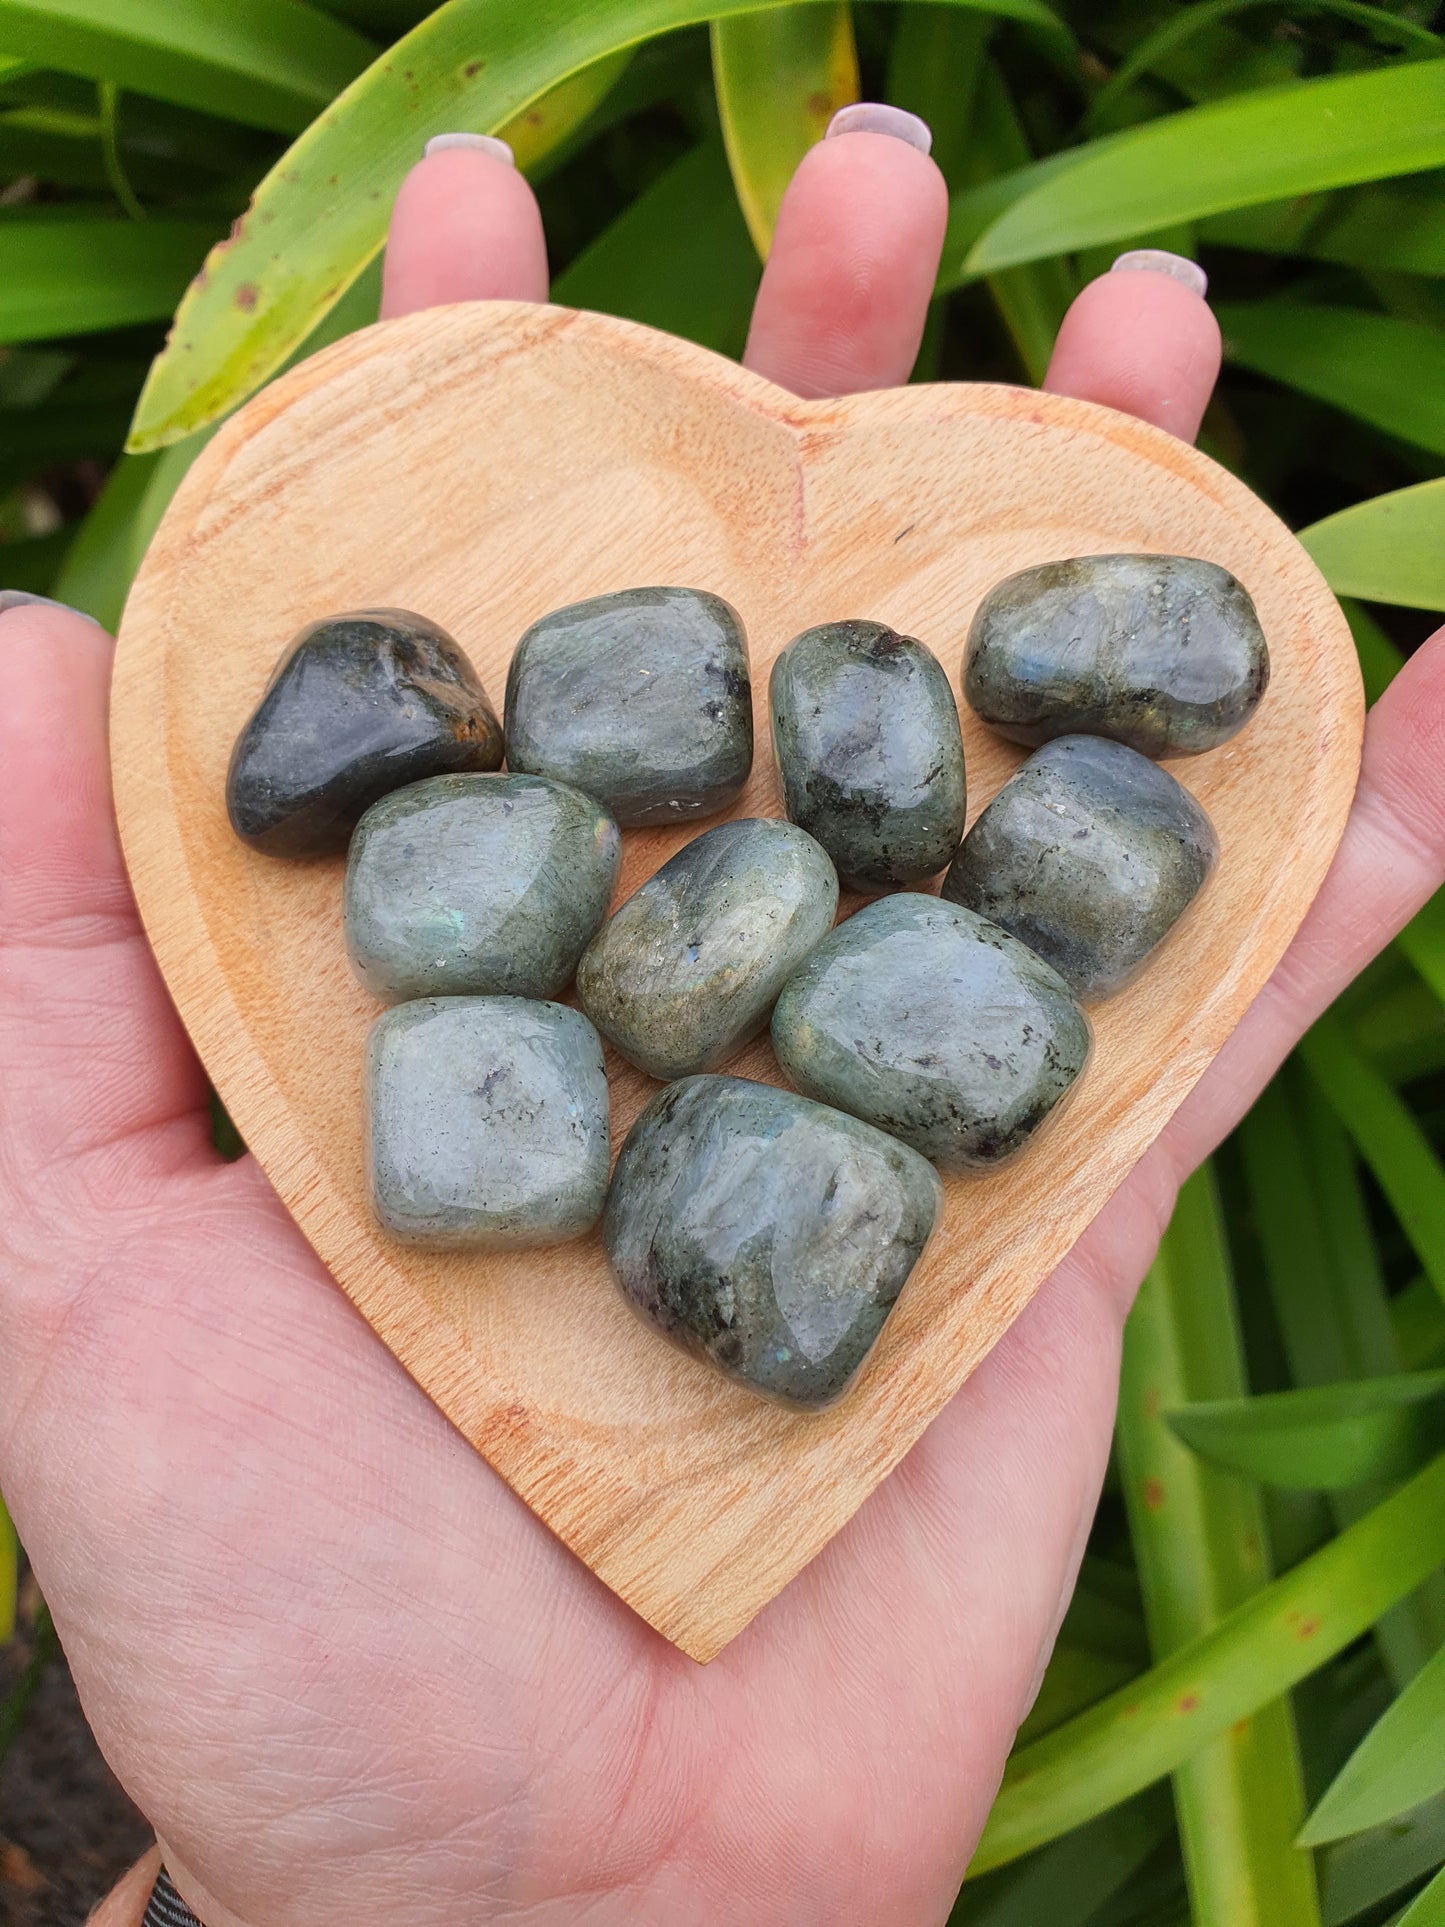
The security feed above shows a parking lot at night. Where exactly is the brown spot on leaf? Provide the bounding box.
[464,59,484,78]
[1295,1616,1321,1640]
[1143,1387,1160,1420]
[235,283,259,311]
[1143,1476,1165,1511]
[1178,1694,1199,1714]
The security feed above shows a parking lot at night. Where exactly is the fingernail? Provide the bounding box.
[0,589,84,616]
[825,103,933,156]
[1110,249,1208,299]
[423,132,514,166]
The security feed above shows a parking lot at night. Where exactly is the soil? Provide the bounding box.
[1,1571,151,1927]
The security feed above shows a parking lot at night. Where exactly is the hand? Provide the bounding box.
[3,116,1442,1927]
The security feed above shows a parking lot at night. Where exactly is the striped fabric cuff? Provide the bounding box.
[142,1868,205,1926]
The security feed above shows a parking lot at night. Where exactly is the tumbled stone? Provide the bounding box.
[576,818,838,1082]
[367,996,609,1248]
[770,620,968,891]
[504,586,753,827]
[772,894,1090,1170]
[227,608,503,857]
[965,553,1269,757]
[345,772,620,1002]
[942,734,1218,999]
[604,1075,940,1408]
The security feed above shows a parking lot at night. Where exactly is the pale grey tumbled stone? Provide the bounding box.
[344,772,620,1003]
[965,553,1269,757]
[576,818,838,1081]
[604,1075,941,1408]
[504,586,752,826]
[941,734,1218,999]
[367,997,609,1249]
[771,893,1090,1170]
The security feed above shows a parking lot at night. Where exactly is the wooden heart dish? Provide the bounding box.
[112,300,1363,1661]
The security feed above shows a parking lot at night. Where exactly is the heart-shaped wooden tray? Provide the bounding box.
[112,301,1362,1661]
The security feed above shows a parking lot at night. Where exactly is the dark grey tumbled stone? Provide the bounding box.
[941,734,1218,1000]
[367,997,609,1248]
[770,619,967,891]
[604,1075,941,1408]
[576,818,838,1082]
[965,553,1269,757]
[504,586,752,827]
[227,608,503,857]
[345,772,620,1002]
[772,894,1090,1170]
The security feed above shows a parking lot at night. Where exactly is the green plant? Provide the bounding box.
[1,4,1443,1921]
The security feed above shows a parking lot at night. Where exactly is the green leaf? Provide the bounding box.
[1396,1862,1445,1927]
[1202,174,1445,280]
[1300,480,1445,612]
[1394,1277,1445,1376]
[1170,1376,1445,1493]
[1303,1643,1445,1847]
[552,141,759,358]
[1241,1071,1445,1689]
[1299,1015,1445,1308]
[1217,302,1445,460]
[1118,1166,1320,1926]
[0,215,217,344]
[967,64,1445,275]
[959,1789,1175,1926]
[1016,1644,1141,1745]
[1320,1792,1445,1924]
[0,0,375,135]
[1089,0,1441,132]
[126,0,1066,452]
[500,48,633,177]
[0,1492,14,1645]
[972,1451,1445,1874]
[712,2,858,260]
[1399,892,1445,1011]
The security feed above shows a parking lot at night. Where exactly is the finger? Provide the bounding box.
[380,135,548,319]
[1044,252,1221,443]
[0,603,209,1193]
[1161,624,1445,1174]
[743,107,949,400]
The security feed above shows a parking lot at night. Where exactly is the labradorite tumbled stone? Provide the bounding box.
[941,734,1219,1000]
[770,620,967,891]
[367,996,609,1248]
[504,586,753,827]
[771,894,1090,1170]
[965,553,1269,757]
[604,1075,941,1408]
[345,772,620,1002]
[226,608,503,857]
[576,818,838,1081]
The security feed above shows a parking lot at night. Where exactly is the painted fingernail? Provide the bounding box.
[825,103,933,156]
[0,589,85,616]
[1110,249,1208,299]
[423,132,515,166]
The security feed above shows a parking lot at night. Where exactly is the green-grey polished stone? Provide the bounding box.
[769,619,967,891]
[345,772,620,1002]
[367,996,609,1249]
[604,1075,941,1409]
[965,553,1269,757]
[227,608,504,857]
[941,734,1219,1000]
[504,586,753,827]
[576,818,838,1082]
[772,894,1090,1170]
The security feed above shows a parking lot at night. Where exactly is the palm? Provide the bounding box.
[4,129,1445,1927]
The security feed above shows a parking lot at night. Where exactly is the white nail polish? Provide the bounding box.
[1110,249,1208,299]
[825,102,933,156]
[0,589,83,616]
[423,132,515,166]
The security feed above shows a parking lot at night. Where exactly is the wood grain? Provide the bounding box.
[111,301,1363,1661]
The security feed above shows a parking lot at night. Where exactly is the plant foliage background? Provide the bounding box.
[3,2,1445,1922]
